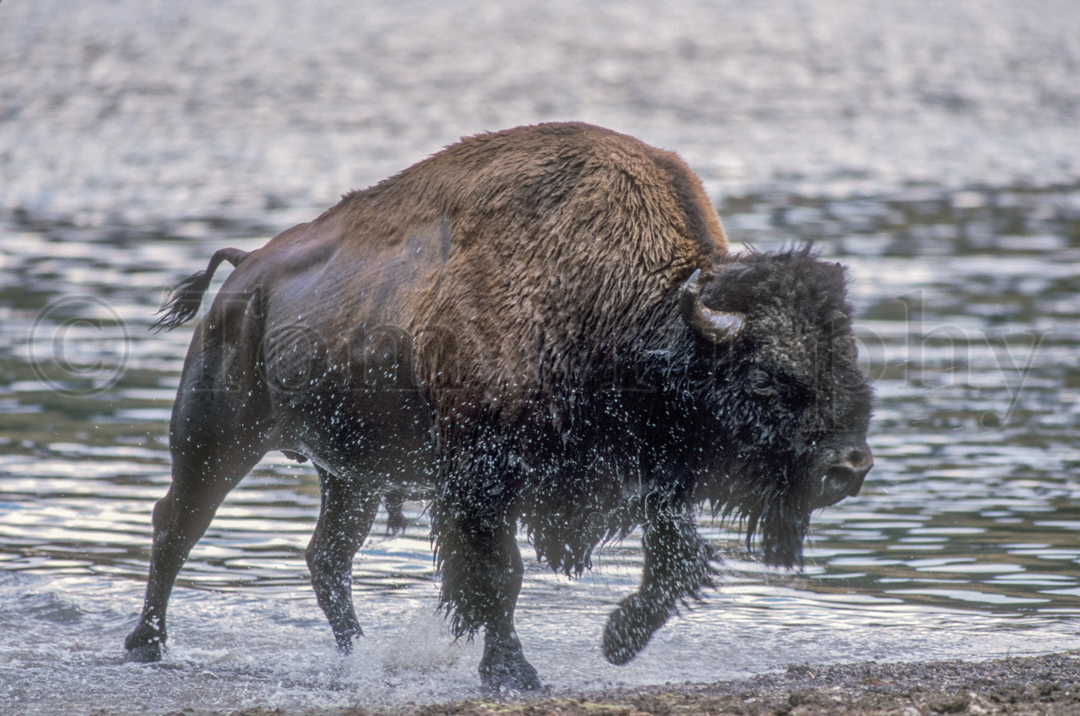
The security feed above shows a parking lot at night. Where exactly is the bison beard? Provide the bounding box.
[125,122,873,691]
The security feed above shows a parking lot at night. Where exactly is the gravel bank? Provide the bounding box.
[134,652,1080,715]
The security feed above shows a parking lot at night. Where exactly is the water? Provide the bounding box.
[2,186,1079,714]
[3,0,1080,713]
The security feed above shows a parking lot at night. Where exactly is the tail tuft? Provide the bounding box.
[149,247,251,332]
[149,270,214,332]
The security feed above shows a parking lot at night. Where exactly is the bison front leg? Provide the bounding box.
[603,497,715,665]
[306,466,380,652]
[433,474,540,692]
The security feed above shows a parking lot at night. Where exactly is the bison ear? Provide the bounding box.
[679,269,744,344]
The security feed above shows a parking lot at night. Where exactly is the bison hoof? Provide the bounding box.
[124,627,164,663]
[334,628,363,654]
[479,630,542,692]
[602,593,669,666]
[479,657,542,692]
[124,640,163,663]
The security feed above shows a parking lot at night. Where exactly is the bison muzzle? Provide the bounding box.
[125,122,873,690]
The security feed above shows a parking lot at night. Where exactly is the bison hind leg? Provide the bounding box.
[306,466,380,652]
[382,488,407,534]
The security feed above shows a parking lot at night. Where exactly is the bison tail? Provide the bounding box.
[149,247,251,332]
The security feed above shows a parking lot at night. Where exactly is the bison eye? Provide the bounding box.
[749,369,776,396]
[750,368,796,399]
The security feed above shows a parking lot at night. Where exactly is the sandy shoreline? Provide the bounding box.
[124,652,1080,715]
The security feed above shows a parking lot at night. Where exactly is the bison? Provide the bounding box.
[125,122,873,690]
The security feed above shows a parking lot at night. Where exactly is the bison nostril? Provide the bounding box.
[844,446,874,472]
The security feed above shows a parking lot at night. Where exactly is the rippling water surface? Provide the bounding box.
[2,186,1079,714]
[4,1,1080,712]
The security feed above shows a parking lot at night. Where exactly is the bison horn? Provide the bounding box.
[679,269,744,343]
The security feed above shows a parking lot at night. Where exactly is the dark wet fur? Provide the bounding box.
[434,246,870,641]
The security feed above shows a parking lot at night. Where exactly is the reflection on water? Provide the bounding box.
[1,186,1079,712]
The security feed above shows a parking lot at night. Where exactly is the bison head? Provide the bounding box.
[680,247,873,568]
